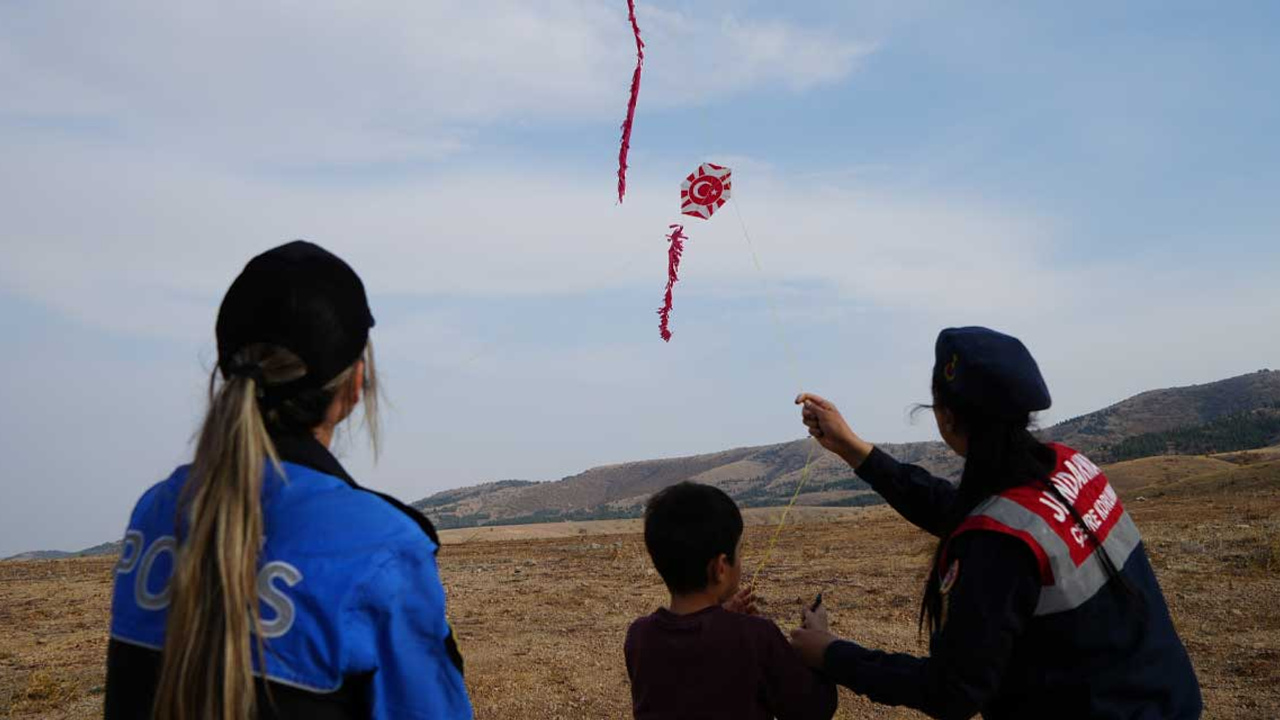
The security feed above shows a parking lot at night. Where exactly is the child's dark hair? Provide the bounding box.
[644,482,743,595]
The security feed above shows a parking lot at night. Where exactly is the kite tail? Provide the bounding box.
[617,0,645,203]
[658,224,686,342]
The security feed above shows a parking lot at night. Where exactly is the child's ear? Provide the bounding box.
[707,553,729,584]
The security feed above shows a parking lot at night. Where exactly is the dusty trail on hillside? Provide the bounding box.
[2,482,1277,718]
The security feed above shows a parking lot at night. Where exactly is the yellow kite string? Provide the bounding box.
[749,441,819,589]
[730,199,821,589]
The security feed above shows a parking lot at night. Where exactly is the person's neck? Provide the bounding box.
[312,424,335,449]
[668,590,723,616]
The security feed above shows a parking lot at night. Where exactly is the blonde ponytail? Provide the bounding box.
[153,349,285,719]
[155,340,383,719]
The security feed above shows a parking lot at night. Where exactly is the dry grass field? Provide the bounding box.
[435,506,865,545]
[2,466,1277,719]
[1102,455,1241,494]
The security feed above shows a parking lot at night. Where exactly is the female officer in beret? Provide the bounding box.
[105,241,472,719]
[789,327,1201,719]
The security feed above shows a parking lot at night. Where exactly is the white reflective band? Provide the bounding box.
[972,497,1142,616]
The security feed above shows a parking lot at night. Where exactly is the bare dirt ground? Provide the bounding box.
[435,506,867,545]
[2,480,1277,719]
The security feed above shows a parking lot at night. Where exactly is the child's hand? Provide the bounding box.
[801,603,829,633]
[795,393,874,467]
[723,588,759,615]
[789,627,837,670]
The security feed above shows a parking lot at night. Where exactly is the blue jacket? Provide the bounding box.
[106,434,472,719]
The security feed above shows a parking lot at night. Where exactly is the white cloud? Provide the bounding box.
[641,9,875,101]
[5,129,1276,382]
[0,134,1064,342]
[722,16,875,91]
[0,1,873,167]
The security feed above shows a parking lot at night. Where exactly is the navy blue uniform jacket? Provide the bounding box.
[824,447,1202,720]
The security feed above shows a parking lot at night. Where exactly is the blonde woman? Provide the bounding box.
[105,241,471,719]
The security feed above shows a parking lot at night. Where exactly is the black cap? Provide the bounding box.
[216,241,375,394]
[934,326,1050,418]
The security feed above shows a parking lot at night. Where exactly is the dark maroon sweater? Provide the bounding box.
[624,606,837,720]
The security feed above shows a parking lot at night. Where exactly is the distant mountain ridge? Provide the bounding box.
[413,439,960,529]
[5,541,123,562]
[7,370,1278,558]
[414,369,1280,529]
[1099,405,1280,462]
[1043,369,1280,454]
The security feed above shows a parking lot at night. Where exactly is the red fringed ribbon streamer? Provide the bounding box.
[617,0,644,203]
[658,224,686,342]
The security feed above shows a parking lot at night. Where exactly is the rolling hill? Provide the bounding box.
[7,370,1278,558]
[1102,455,1239,496]
[4,541,122,563]
[1127,451,1280,499]
[1043,369,1280,455]
[414,369,1280,529]
[413,438,960,529]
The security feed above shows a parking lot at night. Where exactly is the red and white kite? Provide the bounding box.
[658,163,733,342]
[680,163,732,220]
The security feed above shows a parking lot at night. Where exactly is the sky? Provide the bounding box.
[1,0,1278,557]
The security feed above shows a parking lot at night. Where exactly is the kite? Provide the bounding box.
[603,8,818,600]
[657,163,733,342]
[681,163,732,219]
[616,0,644,203]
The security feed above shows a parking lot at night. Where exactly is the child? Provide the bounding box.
[624,482,837,720]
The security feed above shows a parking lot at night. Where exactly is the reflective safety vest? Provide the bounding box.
[951,443,1140,616]
[940,443,1202,718]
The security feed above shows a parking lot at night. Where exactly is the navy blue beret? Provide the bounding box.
[934,326,1051,417]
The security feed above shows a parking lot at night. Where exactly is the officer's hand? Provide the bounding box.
[789,627,837,670]
[801,604,829,633]
[723,587,759,616]
[795,393,874,467]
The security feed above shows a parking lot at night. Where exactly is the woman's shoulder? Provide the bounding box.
[270,462,440,553]
[124,465,192,531]
[123,461,441,571]
[946,527,1043,585]
[259,468,448,628]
